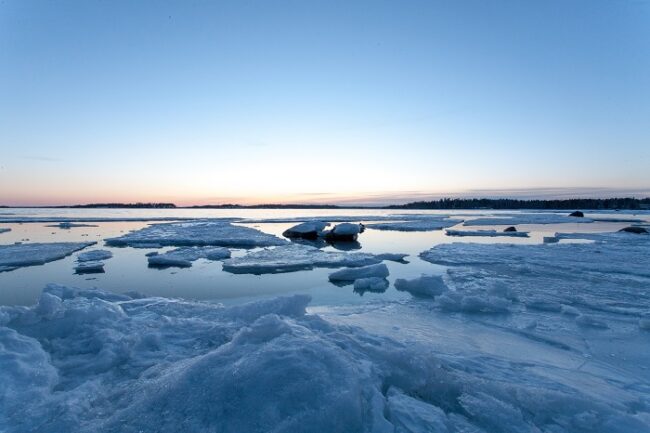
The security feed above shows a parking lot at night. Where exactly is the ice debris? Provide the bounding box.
[328,263,389,282]
[0,242,94,272]
[147,247,231,268]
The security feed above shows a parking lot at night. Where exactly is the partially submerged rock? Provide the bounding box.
[619,226,648,234]
[323,223,364,241]
[503,226,517,232]
[282,221,330,239]
[569,211,584,217]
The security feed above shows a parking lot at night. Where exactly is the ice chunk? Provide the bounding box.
[464,213,595,226]
[446,229,529,237]
[77,250,113,262]
[282,221,329,239]
[328,263,389,282]
[0,242,94,272]
[105,220,286,248]
[147,246,231,268]
[74,261,105,274]
[394,275,448,298]
[222,244,381,274]
[47,222,98,229]
[353,277,389,294]
[367,218,462,232]
[374,253,409,263]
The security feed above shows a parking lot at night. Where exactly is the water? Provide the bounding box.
[0,208,644,306]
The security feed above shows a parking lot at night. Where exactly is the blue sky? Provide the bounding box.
[1,0,648,206]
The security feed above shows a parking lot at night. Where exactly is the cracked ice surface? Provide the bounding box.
[105,220,286,248]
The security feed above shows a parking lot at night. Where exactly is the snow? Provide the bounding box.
[2,283,649,432]
[105,220,286,248]
[446,229,529,237]
[366,218,462,232]
[222,243,385,274]
[0,242,94,272]
[464,213,596,226]
[0,228,10,234]
[147,247,231,268]
[328,263,389,282]
[394,275,448,298]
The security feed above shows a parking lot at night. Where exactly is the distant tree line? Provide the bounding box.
[387,197,650,210]
[67,203,177,208]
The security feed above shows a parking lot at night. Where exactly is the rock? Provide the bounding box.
[324,223,363,241]
[619,226,648,234]
[503,226,517,232]
[569,211,584,217]
[282,221,330,239]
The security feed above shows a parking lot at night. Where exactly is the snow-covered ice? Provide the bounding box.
[147,247,231,268]
[77,250,113,262]
[222,244,389,274]
[74,261,106,274]
[2,283,649,432]
[446,229,530,237]
[105,220,286,248]
[394,275,448,298]
[366,218,462,232]
[328,263,389,282]
[0,242,94,272]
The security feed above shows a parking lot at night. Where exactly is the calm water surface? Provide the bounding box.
[0,208,645,306]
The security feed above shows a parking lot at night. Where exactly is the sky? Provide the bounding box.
[1,0,649,206]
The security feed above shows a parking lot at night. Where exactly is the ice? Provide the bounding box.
[74,261,105,274]
[353,277,389,294]
[2,284,649,432]
[446,229,529,237]
[366,218,462,232]
[282,221,330,239]
[105,220,286,248]
[222,243,384,274]
[47,222,98,229]
[394,275,448,298]
[328,263,389,282]
[0,242,94,272]
[0,228,10,234]
[464,213,595,226]
[77,250,113,262]
[147,246,231,268]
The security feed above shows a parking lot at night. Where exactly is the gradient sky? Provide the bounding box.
[1,0,649,206]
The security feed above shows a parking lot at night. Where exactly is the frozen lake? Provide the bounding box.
[1,208,650,432]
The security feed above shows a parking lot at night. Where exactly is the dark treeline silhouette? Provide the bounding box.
[388,197,650,210]
[67,203,177,208]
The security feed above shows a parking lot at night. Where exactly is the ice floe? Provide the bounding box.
[353,277,389,294]
[147,246,231,268]
[77,250,113,262]
[74,250,114,274]
[366,218,462,232]
[2,284,649,432]
[222,244,384,274]
[0,242,94,272]
[463,213,596,226]
[47,222,98,229]
[105,220,286,248]
[328,263,389,282]
[446,229,529,237]
[394,275,448,298]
